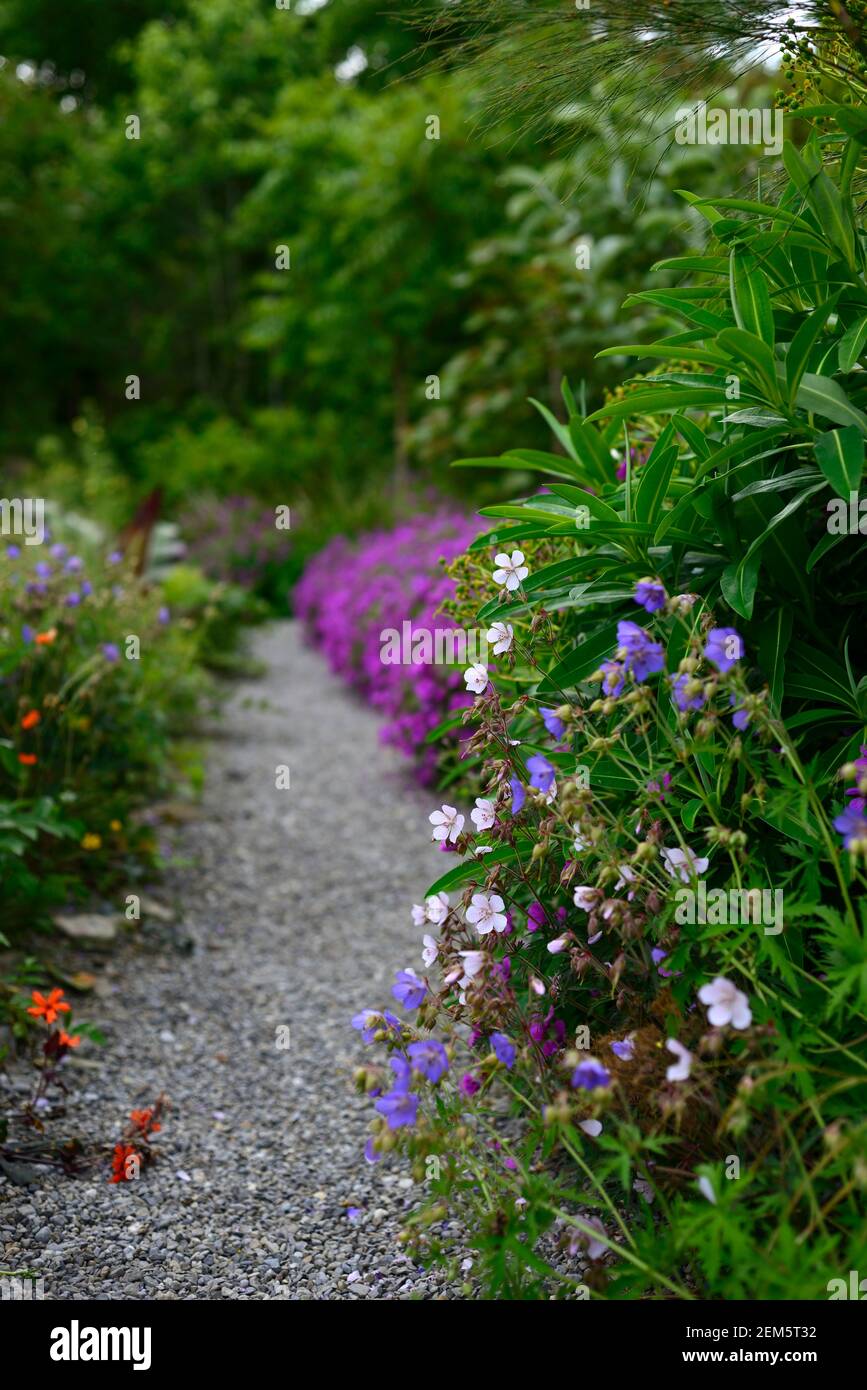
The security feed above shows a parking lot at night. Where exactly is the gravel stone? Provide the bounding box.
[1,622,466,1300]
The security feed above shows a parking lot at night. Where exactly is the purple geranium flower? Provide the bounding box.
[35,561,51,579]
[374,1088,419,1130]
[600,659,625,697]
[351,1008,402,1043]
[510,778,526,814]
[527,754,556,793]
[527,901,546,933]
[490,1033,516,1069]
[834,805,867,850]
[102,643,120,662]
[64,591,81,607]
[617,620,665,682]
[6,544,20,559]
[704,626,743,672]
[364,1137,381,1164]
[158,606,170,625]
[65,555,83,573]
[671,672,706,713]
[460,1072,481,1097]
[540,707,566,740]
[391,970,427,1010]
[634,578,666,613]
[610,1038,635,1061]
[407,1039,449,1082]
[22,624,34,645]
[571,1059,611,1091]
[729,695,750,731]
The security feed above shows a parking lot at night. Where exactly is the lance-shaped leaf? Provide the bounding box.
[729,248,775,347]
[796,374,867,436]
[814,427,864,499]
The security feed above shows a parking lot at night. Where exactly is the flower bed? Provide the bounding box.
[295,510,481,783]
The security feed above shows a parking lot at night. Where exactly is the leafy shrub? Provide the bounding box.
[0,534,208,930]
[176,495,295,609]
[295,510,481,784]
[350,115,867,1299]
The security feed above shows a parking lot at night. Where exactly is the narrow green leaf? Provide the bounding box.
[814,427,864,498]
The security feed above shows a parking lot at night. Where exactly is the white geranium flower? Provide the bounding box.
[426,892,450,925]
[572,824,588,853]
[614,864,637,894]
[579,1119,602,1137]
[458,949,486,978]
[697,1174,717,1205]
[466,893,507,936]
[429,804,465,843]
[573,885,600,911]
[665,1037,693,1082]
[698,976,752,1030]
[660,845,709,883]
[546,934,570,954]
[470,797,496,831]
[529,975,546,996]
[633,1176,654,1204]
[492,549,529,591]
[474,845,493,855]
[464,662,489,695]
[421,934,439,968]
[411,903,427,927]
[487,621,514,655]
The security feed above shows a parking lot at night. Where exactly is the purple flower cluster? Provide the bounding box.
[178,495,292,593]
[295,510,480,783]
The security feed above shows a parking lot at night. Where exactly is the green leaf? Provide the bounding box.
[838,315,867,373]
[782,140,858,270]
[757,607,793,710]
[785,290,842,405]
[537,623,621,696]
[716,327,779,398]
[720,552,761,620]
[586,388,735,425]
[796,374,867,436]
[814,427,864,499]
[426,844,520,898]
[729,248,775,346]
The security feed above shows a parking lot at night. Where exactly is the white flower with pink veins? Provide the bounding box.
[421,934,438,968]
[492,550,529,591]
[698,976,752,1030]
[486,621,514,654]
[470,797,496,831]
[429,804,465,843]
[412,891,449,928]
[660,845,709,882]
[464,662,489,695]
[573,885,600,911]
[665,1038,693,1082]
[466,893,507,935]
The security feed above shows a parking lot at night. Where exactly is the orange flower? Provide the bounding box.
[21,709,40,730]
[130,1108,161,1135]
[110,1143,138,1183]
[58,1031,81,1048]
[27,988,71,1025]
[34,627,57,645]
[18,752,37,766]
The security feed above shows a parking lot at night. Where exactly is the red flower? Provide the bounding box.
[21,709,40,730]
[27,988,71,1025]
[110,1144,138,1183]
[130,1108,161,1135]
[58,1031,81,1048]
[18,753,37,766]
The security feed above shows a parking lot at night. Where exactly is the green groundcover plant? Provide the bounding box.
[351,112,867,1299]
[0,533,213,933]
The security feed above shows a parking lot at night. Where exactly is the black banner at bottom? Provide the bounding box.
[6,1295,862,1374]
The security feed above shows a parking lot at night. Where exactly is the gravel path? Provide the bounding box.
[1,621,466,1300]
